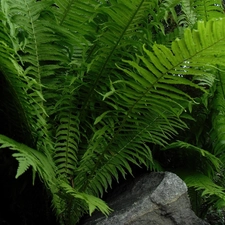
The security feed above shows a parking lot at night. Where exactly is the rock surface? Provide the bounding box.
[80,172,209,225]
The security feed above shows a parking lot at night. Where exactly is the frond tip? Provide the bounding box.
[0,134,55,186]
[59,181,112,216]
[12,153,32,178]
[185,173,225,203]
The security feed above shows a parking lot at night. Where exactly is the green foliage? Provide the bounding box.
[1,0,225,224]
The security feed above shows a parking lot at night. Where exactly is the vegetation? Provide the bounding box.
[1,0,225,224]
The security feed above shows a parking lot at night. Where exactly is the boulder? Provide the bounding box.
[79,172,209,225]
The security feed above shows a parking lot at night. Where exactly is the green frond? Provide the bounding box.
[178,0,225,27]
[52,179,111,225]
[164,141,221,176]
[75,109,186,196]
[59,181,111,216]
[53,77,81,180]
[73,18,225,198]
[81,0,156,112]
[184,173,225,204]
[12,152,33,178]
[53,0,98,37]
[1,0,74,155]
[54,112,80,178]
[0,134,111,222]
[0,134,56,187]
[194,0,225,22]
[178,0,197,27]
[0,17,35,144]
[211,68,225,162]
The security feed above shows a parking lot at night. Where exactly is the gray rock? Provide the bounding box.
[80,172,209,225]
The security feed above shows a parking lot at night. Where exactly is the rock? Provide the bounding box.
[79,172,209,225]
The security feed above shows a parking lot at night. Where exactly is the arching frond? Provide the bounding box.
[0,134,110,223]
[13,153,33,178]
[2,0,225,224]
[73,18,225,197]
[178,0,225,27]
[184,173,225,204]
[0,134,56,187]
[164,141,221,174]
[0,12,35,144]
[53,0,98,37]
[60,181,111,216]
[178,0,197,27]
[53,76,81,181]
[211,68,225,162]
[194,0,225,22]
[81,0,156,113]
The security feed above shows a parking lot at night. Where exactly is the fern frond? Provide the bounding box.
[52,180,111,225]
[178,0,224,27]
[0,134,111,223]
[53,76,81,180]
[54,0,98,37]
[178,0,197,27]
[0,134,56,187]
[184,173,225,203]
[60,181,111,216]
[75,110,186,196]
[0,13,35,144]
[194,0,225,22]
[211,68,225,163]
[1,0,76,156]
[73,18,225,198]
[81,0,155,112]
[164,140,221,176]
[12,152,33,178]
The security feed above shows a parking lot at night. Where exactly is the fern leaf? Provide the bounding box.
[60,181,112,216]
[74,18,225,198]
[0,134,56,187]
[194,0,225,22]
[1,0,63,154]
[184,173,225,202]
[54,0,98,37]
[164,140,221,175]
[0,18,35,144]
[12,153,32,178]
[211,68,225,162]
[178,0,197,27]
[81,0,155,112]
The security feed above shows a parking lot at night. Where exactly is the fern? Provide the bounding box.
[12,153,33,178]
[0,134,111,223]
[184,173,225,204]
[73,18,225,200]
[178,0,197,27]
[60,181,112,216]
[80,0,155,113]
[194,0,225,22]
[211,68,225,162]
[0,134,56,186]
[0,16,35,145]
[2,0,72,155]
[53,76,81,181]
[53,0,98,36]
[1,0,225,224]
[164,141,221,174]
